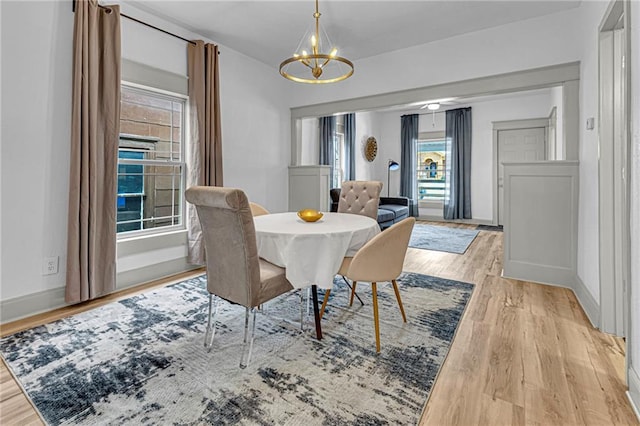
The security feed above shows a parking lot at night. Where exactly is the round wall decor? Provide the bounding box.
[364,136,378,162]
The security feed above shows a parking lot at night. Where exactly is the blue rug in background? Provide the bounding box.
[409,224,479,254]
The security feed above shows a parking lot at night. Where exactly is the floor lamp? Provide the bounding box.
[387,159,400,197]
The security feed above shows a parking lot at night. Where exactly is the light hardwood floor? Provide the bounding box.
[1,222,638,425]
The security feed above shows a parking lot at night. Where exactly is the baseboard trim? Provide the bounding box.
[573,275,600,329]
[628,367,640,422]
[0,287,67,324]
[417,215,493,226]
[502,261,576,288]
[117,258,197,289]
[0,259,199,324]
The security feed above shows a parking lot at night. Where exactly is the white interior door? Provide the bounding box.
[497,127,546,225]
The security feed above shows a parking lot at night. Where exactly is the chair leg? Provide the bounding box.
[391,279,407,323]
[371,282,381,353]
[204,294,219,352]
[299,290,306,331]
[349,281,358,307]
[240,307,257,369]
[319,289,331,319]
[342,276,364,306]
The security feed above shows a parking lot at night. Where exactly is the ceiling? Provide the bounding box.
[374,87,554,114]
[127,1,581,69]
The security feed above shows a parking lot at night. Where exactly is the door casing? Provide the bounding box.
[597,0,630,341]
[492,118,549,226]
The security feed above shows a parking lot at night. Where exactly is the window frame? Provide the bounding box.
[333,131,346,188]
[117,82,188,240]
[416,131,447,208]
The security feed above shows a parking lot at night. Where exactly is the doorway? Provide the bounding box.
[598,0,630,338]
[493,119,548,226]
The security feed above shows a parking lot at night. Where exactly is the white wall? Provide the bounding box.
[576,1,611,304]
[0,0,3,300]
[354,111,379,183]
[0,1,291,312]
[1,1,73,301]
[218,46,291,213]
[376,91,554,222]
[550,86,565,160]
[300,117,319,165]
[629,0,640,411]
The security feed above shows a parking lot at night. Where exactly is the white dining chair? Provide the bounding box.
[320,217,416,352]
[249,202,270,217]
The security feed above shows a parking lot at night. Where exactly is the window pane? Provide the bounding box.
[117,162,183,232]
[118,150,144,195]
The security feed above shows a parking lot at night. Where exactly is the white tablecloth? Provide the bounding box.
[254,212,380,290]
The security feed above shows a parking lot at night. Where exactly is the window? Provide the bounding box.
[416,138,446,201]
[117,85,186,235]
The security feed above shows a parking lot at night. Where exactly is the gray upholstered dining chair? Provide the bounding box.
[185,186,295,368]
[249,202,270,217]
[337,180,383,220]
[320,217,416,352]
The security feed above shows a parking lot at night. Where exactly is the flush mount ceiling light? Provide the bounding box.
[279,0,354,84]
[421,103,441,111]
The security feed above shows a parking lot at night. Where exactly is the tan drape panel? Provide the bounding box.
[66,0,121,303]
[187,41,223,265]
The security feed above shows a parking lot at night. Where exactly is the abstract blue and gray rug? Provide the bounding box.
[409,224,479,254]
[0,273,473,425]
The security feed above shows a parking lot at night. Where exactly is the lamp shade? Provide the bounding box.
[387,159,400,197]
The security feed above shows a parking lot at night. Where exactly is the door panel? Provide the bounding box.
[498,127,546,225]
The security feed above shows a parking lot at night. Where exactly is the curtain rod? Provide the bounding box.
[72,1,198,46]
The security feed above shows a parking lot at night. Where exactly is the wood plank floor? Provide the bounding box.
[1,222,638,425]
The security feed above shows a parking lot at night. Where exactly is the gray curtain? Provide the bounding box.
[319,116,336,182]
[343,113,356,180]
[66,0,121,303]
[400,114,419,217]
[444,107,472,220]
[187,41,224,265]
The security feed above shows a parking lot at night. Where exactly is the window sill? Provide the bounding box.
[419,200,444,209]
[117,227,186,243]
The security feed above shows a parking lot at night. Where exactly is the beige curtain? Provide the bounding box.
[66,0,121,303]
[187,41,223,265]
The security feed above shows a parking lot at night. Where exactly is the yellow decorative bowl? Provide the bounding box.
[297,209,323,222]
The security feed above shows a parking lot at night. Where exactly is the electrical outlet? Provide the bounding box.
[43,256,59,275]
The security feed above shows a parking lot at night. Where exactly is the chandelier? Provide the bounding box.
[279,0,354,84]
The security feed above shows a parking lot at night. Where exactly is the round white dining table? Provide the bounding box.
[253,212,380,291]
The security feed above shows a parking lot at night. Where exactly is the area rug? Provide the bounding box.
[409,224,479,254]
[0,273,473,425]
